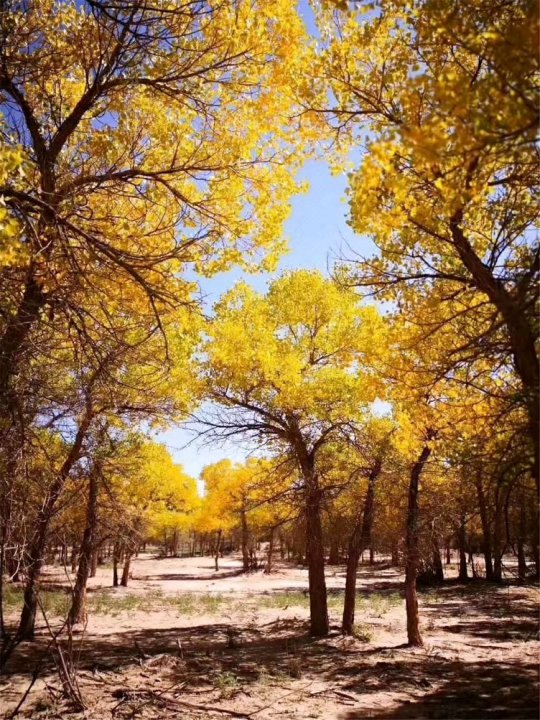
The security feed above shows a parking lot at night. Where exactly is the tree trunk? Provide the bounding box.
[328,539,340,565]
[0,271,47,442]
[493,497,503,582]
[113,543,121,587]
[475,474,494,580]
[342,459,380,635]
[305,482,328,637]
[445,546,451,565]
[71,545,79,573]
[249,543,257,569]
[121,552,132,587]
[405,443,432,647]
[517,497,527,581]
[450,217,539,494]
[90,548,98,578]
[60,541,68,567]
[432,539,444,582]
[16,411,92,641]
[458,513,468,581]
[214,529,222,572]
[530,502,539,578]
[241,509,249,572]
[68,462,100,626]
[265,527,275,574]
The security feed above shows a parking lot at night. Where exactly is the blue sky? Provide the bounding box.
[157,158,376,481]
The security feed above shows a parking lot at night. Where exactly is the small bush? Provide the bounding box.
[367,592,401,617]
[285,657,303,678]
[353,623,373,642]
[2,584,23,611]
[39,590,72,617]
[215,672,240,698]
[89,590,165,616]
[258,591,310,609]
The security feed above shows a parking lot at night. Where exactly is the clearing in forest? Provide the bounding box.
[1,554,538,719]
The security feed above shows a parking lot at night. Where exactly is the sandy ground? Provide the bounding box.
[1,553,538,719]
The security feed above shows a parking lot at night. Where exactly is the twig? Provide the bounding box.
[328,688,358,703]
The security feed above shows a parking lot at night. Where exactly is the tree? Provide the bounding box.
[102,438,199,588]
[0,0,311,512]
[197,460,239,571]
[200,270,382,635]
[309,0,539,487]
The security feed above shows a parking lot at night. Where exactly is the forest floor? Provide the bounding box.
[1,554,539,719]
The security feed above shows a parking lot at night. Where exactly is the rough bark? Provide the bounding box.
[405,443,432,647]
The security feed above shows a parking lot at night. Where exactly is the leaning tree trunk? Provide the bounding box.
[405,443,432,647]
[449,217,539,495]
[17,412,93,641]
[68,461,100,626]
[342,458,381,635]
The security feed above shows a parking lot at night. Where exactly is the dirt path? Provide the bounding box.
[1,555,538,719]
